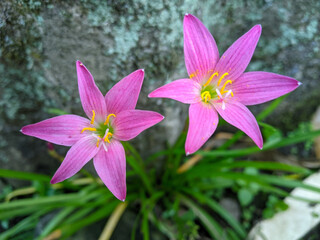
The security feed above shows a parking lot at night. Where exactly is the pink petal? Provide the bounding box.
[232,72,300,105]
[93,140,126,201]
[21,115,91,146]
[185,102,219,155]
[113,110,164,141]
[51,135,100,184]
[76,61,106,120]
[214,25,262,81]
[184,14,219,83]
[148,79,201,104]
[105,69,144,114]
[214,101,263,149]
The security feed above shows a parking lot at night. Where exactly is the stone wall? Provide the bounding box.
[1,0,319,182]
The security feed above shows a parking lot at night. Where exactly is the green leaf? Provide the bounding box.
[179,195,223,239]
[185,161,310,179]
[46,108,69,115]
[0,169,50,182]
[60,201,118,239]
[198,129,320,158]
[238,188,254,207]
[186,191,247,238]
[126,156,153,195]
[39,207,75,239]
[0,208,50,239]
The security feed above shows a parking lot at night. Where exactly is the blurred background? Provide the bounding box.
[1,0,320,239]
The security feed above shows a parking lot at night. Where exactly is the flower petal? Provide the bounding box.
[185,102,219,155]
[232,72,301,105]
[113,110,164,141]
[93,140,126,201]
[21,115,91,146]
[214,101,263,149]
[51,135,100,184]
[148,79,201,104]
[105,69,144,114]
[184,14,219,83]
[76,61,106,120]
[214,25,262,81]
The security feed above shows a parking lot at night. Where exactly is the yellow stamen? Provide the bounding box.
[96,138,100,147]
[81,127,97,133]
[203,72,218,87]
[201,91,211,103]
[90,110,95,125]
[220,80,233,93]
[104,114,116,125]
[217,72,229,86]
[104,132,113,143]
[220,90,234,97]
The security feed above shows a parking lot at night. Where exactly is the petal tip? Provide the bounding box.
[257,142,263,150]
[20,126,29,135]
[184,13,194,21]
[50,178,57,184]
[76,60,83,66]
[254,24,262,32]
[186,152,190,156]
[115,193,126,202]
[298,81,302,86]
[148,91,155,98]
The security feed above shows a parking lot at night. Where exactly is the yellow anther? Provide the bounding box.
[96,138,100,147]
[189,69,199,79]
[81,127,97,133]
[201,91,211,103]
[221,90,234,97]
[104,114,116,125]
[104,132,113,143]
[220,80,233,93]
[203,72,218,87]
[217,72,229,86]
[90,110,95,125]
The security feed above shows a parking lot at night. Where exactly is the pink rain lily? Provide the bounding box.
[149,14,300,155]
[22,61,164,201]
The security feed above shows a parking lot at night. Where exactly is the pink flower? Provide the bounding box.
[22,61,164,201]
[149,14,300,155]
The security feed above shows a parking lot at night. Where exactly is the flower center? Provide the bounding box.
[200,71,234,106]
[80,110,116,149]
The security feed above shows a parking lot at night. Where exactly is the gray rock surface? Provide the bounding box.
[1,0,320,181]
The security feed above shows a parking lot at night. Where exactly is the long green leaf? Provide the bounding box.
[0,169,50,182]
[126,156,153,194]
[60,201,118,239]
[186,161,310,179]
[199,129,320,158]
[179,195,223,239]
[39,207,75,239]
[0,208,50,239]
[186,191,246,238]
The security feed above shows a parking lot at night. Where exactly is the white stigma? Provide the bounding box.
[222,102,226,110]
[102,142,108,152]
[225,90,233,98]
[216,89,223,99]
[103,128,109,139]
